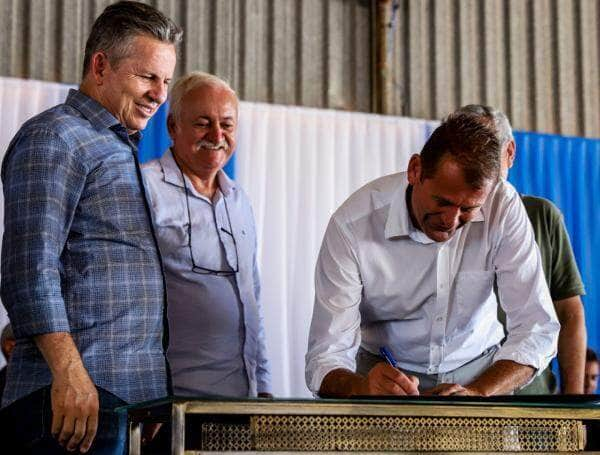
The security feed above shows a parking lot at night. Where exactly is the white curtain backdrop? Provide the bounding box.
[236,103,436,396]
[0,76,437,395]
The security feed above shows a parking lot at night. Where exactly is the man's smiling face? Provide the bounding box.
[99,35,176,133]
[168,83,238,178]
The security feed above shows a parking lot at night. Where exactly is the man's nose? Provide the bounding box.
[206,124,224,144]
[440,207,461,228]
[149,81,168,105]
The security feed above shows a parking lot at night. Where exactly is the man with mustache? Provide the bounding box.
[0,2,181,452]
[306,112,559,397]
[142,72,272,399]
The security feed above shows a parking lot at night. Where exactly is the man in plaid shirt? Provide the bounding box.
[0,2,181,453]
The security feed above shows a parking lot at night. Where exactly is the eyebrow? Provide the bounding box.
[138,69,169,79]
[194,114,236,120]
[432,195,481,210]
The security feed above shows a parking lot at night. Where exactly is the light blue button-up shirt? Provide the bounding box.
[142,150,271,397]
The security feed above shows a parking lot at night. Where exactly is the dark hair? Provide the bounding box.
[587,348,598,363]
[82,1,183,78]
[419,113,501,189]
[453,104,514,147]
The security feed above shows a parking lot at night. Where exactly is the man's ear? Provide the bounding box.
[505,139,516,170]
[407,154,421,185]
[89,51,110,85]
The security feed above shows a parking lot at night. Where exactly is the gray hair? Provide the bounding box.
[451,104,514,147]
[82,1,183,79]
[168,72,238,123]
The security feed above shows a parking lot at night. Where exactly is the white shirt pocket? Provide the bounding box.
[453,271,495,321]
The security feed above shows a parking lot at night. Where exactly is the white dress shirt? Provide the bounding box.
[306,172,559,393]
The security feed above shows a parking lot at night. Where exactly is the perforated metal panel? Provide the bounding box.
[200,414,584,452]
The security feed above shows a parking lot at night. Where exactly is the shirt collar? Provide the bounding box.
[159,148,236,197]
[65,89,122,131]
[383,172,484,242]
[383,173,413,240]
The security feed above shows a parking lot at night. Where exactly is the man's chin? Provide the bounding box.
[126,118,150,133]
[426,229,455,242]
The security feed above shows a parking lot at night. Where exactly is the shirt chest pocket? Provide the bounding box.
[150,193,190,254]
[154,220,189,256]
[453,271,495,316]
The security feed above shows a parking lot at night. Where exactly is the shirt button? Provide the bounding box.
[436,316,443,322]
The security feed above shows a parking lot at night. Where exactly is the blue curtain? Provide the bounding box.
[509,132,600,352]
[137,102,236,178]
[138,103,171,163]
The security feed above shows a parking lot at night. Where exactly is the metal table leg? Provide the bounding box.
[129,420,142,455]
[171,402,186,454]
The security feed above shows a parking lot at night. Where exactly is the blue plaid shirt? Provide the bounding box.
[1,89,167,407]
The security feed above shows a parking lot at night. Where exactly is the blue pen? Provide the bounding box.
[379,346,399,369]
[380,346,420,395]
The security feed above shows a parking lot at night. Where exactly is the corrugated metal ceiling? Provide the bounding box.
[0,0,598,138]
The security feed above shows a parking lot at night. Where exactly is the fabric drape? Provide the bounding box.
[1,76,597,398]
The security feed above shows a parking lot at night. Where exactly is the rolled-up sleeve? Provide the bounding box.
[1,129,86,339]
[305,215,363,393]
[493,191,560,373]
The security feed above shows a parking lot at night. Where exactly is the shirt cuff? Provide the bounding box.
[257,378,272,395]
[493,345,554,376]
[7,298,71,339]
[307,361,355,394]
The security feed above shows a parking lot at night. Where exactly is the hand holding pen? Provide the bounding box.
[359,346,420,396]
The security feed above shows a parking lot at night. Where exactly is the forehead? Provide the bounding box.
[423,157,492,205]
[118,35,176,73]
[180,84,238,117]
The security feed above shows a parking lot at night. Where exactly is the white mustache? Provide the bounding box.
[197,140,228,151]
